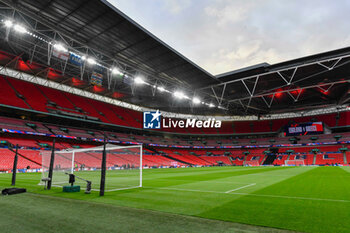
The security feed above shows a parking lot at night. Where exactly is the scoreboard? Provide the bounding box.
[285,122,323,136]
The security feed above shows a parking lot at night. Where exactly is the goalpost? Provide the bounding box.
[40,144,143,192]
[285,159,305,166]
[244,160,260,166]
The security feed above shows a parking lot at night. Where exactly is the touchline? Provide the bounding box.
[162,118,222,128]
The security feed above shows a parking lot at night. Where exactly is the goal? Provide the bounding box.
[40,144,143,192]
[244,160,260,166]
[285,159,305,166]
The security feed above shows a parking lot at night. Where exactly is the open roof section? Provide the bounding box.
[201,46,350,115]
[216,46,350,82]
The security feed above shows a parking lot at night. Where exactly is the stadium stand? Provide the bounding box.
[0,72,349,135]
[0,102,348,171]
[0,48,348,172]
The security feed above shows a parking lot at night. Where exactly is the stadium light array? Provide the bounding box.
[86,57,96,65]
[134,76,145,85]
[112,67,122,75]
[157,86,165,92]
[173,91,187,99]
[4,20,13,28]
[53,43,68,52]
[13,24,26,33]
[2,18,227,110]
[192,97,201,104]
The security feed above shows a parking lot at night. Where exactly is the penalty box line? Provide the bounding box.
[225,183,256,193]
[147,187,350,203]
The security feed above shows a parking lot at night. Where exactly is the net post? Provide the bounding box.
[47,139,56,190]
[71,151,75,173]
[99,137,107,196]
[11,145,18,186]
[139,144,143,187]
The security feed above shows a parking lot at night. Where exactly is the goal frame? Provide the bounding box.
[244,160,260,166]
[285,159,305,166]
[40,144,143,191]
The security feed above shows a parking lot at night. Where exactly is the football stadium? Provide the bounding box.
[0,1,349,232]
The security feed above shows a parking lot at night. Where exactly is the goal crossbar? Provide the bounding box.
[55,144,142,154]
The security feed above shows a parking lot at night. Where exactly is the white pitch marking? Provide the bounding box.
[225,183,256,193]
[147,187,350,203]
[156,187,222,194]
[154,178,255,185]
[232,192,350,203]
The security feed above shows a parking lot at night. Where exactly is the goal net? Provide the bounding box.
[40,144,142,192]
[244,160,260,166]
[285,159,305,166]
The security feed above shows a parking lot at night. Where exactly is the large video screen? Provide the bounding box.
[284,122,323,136]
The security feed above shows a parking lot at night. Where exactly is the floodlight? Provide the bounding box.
[4,20,13,28]
[134,76,145,84]
[53,43,68,52]
[86,57,96,65]
[209,103,215,108]
[192,97,201,104]
[13,24,26,33]
[173,91,186,99]
[81,56,86,60]
[112,67,121,75]
[157,86,165,92]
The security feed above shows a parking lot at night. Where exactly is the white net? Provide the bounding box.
[244,160,260,166]
[40,144,143,191]
[285,159,305,166]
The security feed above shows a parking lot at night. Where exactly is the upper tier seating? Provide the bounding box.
[0,73,349,134]
[0,75,29,109]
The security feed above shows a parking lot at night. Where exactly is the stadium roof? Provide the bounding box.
[0,0,219,88]
[0,0,349,117]
[206,47,350,115]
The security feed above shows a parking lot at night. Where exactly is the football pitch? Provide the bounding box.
[1,166,350,233]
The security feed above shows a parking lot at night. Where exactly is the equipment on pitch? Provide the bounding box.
[41,177,51,190]
[11,145,19,186]
[1,188,26,195]
[65,172,92,194]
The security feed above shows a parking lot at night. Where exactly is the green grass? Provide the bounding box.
[1,166,350,232]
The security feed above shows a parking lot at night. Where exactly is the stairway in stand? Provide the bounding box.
[263,154,277,165]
